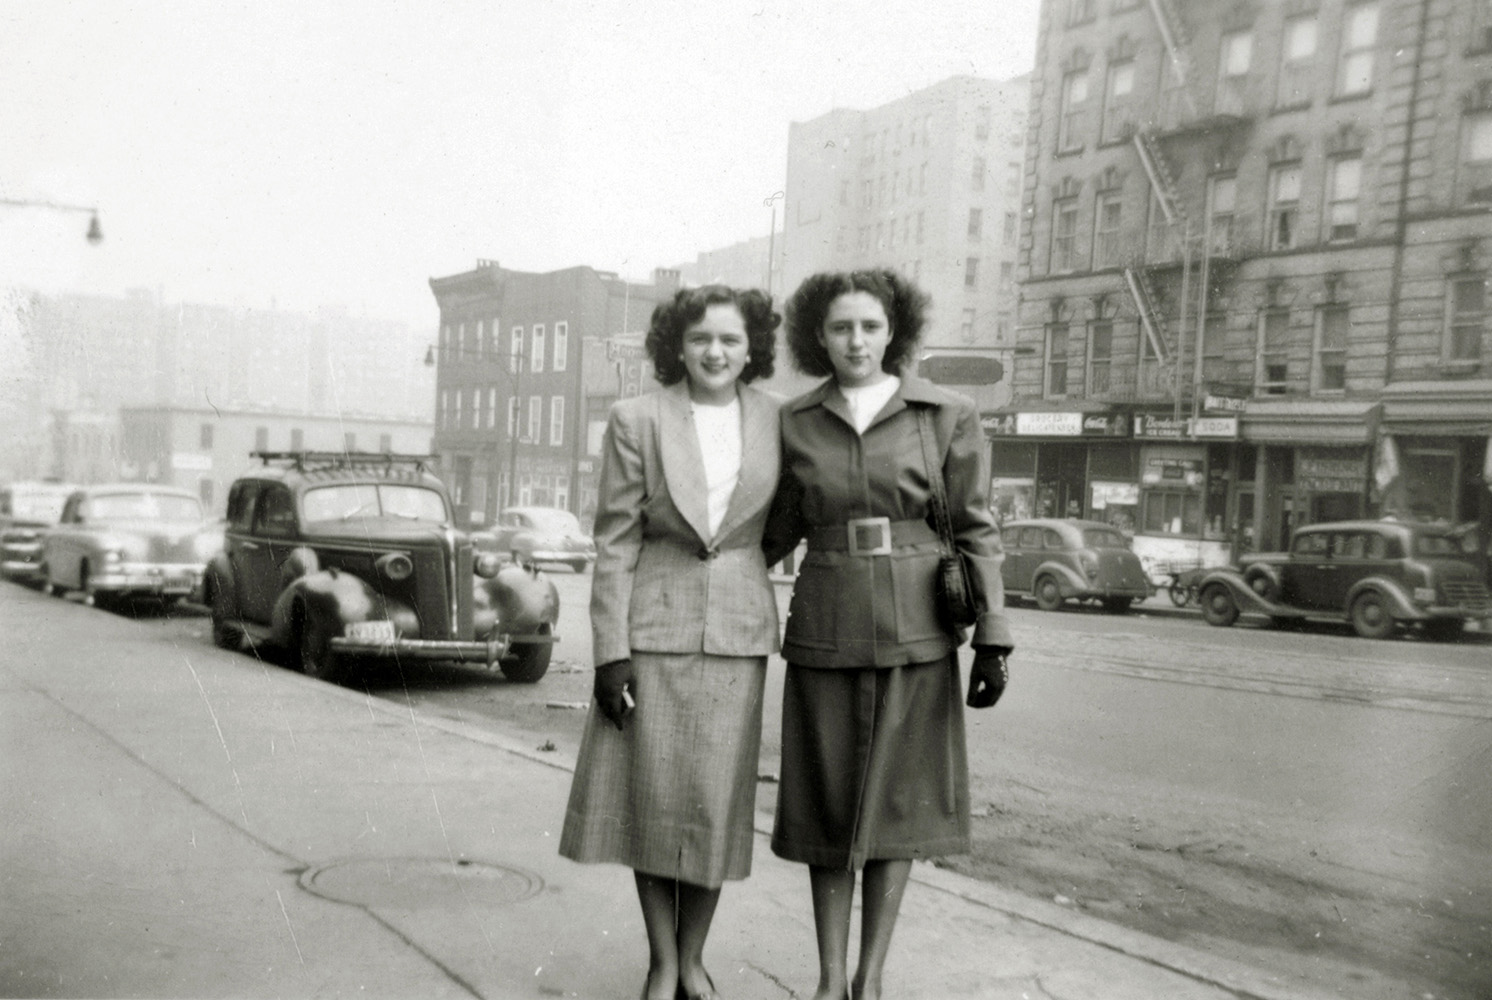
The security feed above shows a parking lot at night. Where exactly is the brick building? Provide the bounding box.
[1005,0,1492,570]
[426,261,667,530]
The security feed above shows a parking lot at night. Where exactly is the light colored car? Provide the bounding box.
[999,518,1152,612]
[478,506,596,572]
[40,485,215,607]
[0,480,80,584]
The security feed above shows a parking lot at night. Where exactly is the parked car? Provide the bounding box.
[0,480,79,584]
[477,505,596,572]
[40,485,215,607]
[203,452,560,684]
[1197,519,1491,640]
[999,518,1152,612]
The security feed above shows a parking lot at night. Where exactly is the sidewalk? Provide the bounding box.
[0,584,1353,1000]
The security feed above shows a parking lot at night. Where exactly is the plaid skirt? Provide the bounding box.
[771,654,970,870]
[559,651,767,888]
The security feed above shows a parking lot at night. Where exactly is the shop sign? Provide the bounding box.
[1143,458,1203,486]
[1090,481,1139,508]
[1203,393,1247,414]
[1190,416,1239,439]
[1297,455,1366,493]
[1133,415,1189,439]
[605,338,647,361]
[982,412,1129,437]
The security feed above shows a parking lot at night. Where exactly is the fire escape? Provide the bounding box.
[1123,0,1253,412]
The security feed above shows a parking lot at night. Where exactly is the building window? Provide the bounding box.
[530,324,545,373]
[290,428,303,450]
[1101,59,1135,143]
[971,157,986,192]
[960,308,976,341]
[1325,156,1362,241]
[456,322,466,359]
[1003,211,1017,244]
[1045,322,1069,396]
[487,387,498,428]
[1216,30,1252,116]
[862,180,874,207]
[1258,308,1291,393]
[1087,320,1113,393]
[507,397,520,437]
[1092,193,1123,269]
[1461,111,1492,204]
[1206,174,1236,254]
[967,208,983,239]
[1446,276,1487,363]
[475,320,486,358]
[1051,197,1081,272]
[510,326,524,373]
[254,426,269,451]
[528,396,542,442]
[964,257,980,288]
[486,318,499,356]
[379,433,392,452]
[1000,261,1014,288]
[1141,489,1203,536]
[916,210,925,243]
[975,105,991,141]
[839,179,850,206]
[919,163,928,195]
[1058,70,1090,152]
[1277,15,1317,107]
[439,390,449,429]
[200,423,214,449]
[344,432,357,452]
[1267,163,1301,250]
[439,323,451,360]
[1337,3,1379,97]
[553,321,568,371]
[1315,305,1350,391]
[471,388,481,428]
[550,396,565,446]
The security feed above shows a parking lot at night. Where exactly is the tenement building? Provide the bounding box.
[780,74,1030,406]
[1005,0,1492,570]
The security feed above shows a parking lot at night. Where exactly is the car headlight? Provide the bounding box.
[103,548,123,564]
[1412,586,1437,604]
[375,552,414,581]
[474,552,502,579]
[193,533,223,560]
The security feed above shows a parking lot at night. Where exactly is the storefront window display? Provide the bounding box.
[1139,446,1206,535]
[1090,480,1138,533]
[990,440,1038,525]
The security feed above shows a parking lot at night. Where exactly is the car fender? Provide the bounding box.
[204,552,236,610]
[1345,577,1425,621]
[1029,560,1088,596]
[1198,567,1289,615]
[1241,562,1282,601]
[476,562,560,637]
[277,546,320,590]
[269,567,405,646]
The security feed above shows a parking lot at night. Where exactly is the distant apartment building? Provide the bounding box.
[426,261,668,529]
[5,288,431,483]
[673,235,777,297]
[779,75,1030,404]
[1006,0,1492,568]
[118,407,434,515]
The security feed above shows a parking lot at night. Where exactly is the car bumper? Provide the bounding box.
[1,556,44,579]
[330,630,558,668]
[90,563,204,596]
[525,549,594,563]
[1071,584,1151,600]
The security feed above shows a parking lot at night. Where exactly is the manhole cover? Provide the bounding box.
[299,858,543,909]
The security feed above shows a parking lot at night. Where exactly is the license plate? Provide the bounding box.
[345,620,397,643]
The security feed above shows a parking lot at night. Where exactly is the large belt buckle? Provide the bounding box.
[847,516,893,557]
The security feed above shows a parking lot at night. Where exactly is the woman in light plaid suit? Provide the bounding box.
[560,285,782,1000]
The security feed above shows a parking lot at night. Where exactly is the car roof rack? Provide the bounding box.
[251,451,439,474]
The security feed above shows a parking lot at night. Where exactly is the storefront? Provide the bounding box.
[983,407,1135,527]
[1127,413,1240,571]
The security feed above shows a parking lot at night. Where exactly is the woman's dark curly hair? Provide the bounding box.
[644,284,779,386]
[785,269,929,378]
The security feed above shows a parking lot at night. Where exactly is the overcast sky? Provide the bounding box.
[1,0,1040,330]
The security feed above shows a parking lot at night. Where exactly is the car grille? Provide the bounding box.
[1442,579,1492,612]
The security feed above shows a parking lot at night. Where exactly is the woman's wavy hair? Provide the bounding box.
[644,284,779,387]
[784,269,929,378]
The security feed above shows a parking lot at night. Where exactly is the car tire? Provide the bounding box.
[1199,584,1239,627]
[1167,581,1192,607]
[1422,619,1464,641]
[1101,597,1133,613]
[296,606,344,683]
[209,580,243,651]
[39,563,63,597]
[1349,590,1396,640]
[1034,575,1064,612]
[502,623,552,683]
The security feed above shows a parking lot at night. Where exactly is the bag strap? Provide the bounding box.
[915,407,957,556]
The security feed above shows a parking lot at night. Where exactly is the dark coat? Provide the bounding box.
[763,374,1014,668]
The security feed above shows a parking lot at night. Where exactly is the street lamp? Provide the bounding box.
[764,190,784,297]
[0,197,104,244]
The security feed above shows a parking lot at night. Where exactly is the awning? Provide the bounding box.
[1240,398,1379,445]
[1379,379,1492,435]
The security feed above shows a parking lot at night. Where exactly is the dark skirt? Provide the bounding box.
[559,651,767,888]
[771,654,970,870]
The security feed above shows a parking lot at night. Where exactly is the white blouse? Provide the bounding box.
[691,397,742,538]
[839,375,901,435]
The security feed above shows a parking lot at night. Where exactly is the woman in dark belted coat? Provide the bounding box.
[763,269,1014,1000]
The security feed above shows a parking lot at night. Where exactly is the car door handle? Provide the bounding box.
[239,541,260,551]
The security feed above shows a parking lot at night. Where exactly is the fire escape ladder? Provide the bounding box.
[1146,0,1199,120]
[1133,129,1185,228]
[1123,266,1171,364]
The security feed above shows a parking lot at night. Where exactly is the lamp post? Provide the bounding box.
[764,191,784,297]
[0,197,104,244]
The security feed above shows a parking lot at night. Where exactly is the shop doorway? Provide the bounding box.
[1036,443,1088,519]
[1309,491,1363,524]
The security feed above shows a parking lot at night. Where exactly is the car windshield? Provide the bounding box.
[1414,533,1460,556]
[301,484,449,524]
[519,509,582,534]
[1082,528,1128,549]
[89,492,202,522]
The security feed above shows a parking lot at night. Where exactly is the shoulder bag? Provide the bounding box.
[916,407,978,631]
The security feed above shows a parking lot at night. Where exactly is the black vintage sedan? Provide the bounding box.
[1197,519,1490,640]
[999,518,1152,612]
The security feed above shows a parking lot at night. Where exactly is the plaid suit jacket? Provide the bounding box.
[589,381,783,665]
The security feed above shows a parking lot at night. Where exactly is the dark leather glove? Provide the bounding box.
[967,646,1010,709]
[593,658,635,730]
